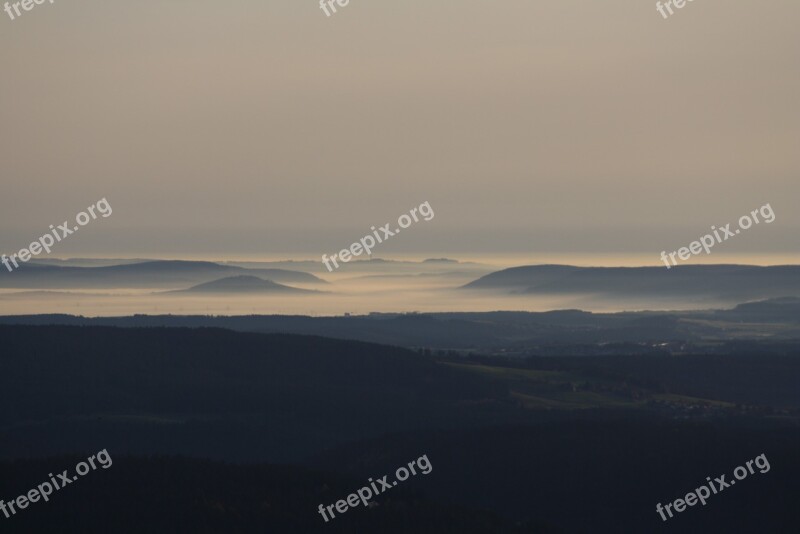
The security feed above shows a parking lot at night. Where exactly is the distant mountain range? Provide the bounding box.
[167,275,320,294]
[0,260,326,289]
[463,264,800,302]
[2,297,799,352]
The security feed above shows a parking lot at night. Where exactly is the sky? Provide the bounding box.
[1,0,798,261]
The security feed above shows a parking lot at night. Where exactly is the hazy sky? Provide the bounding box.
[1,1,798,260]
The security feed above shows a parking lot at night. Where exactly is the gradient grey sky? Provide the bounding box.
[1,1,798,259]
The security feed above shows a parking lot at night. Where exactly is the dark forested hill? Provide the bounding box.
[0,456,552,534]
[0,325,508,462]
[1,325,799,533]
